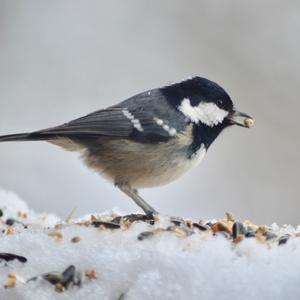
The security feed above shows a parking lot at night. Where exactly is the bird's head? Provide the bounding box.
[163,76,253,130]
[162,76,253,149]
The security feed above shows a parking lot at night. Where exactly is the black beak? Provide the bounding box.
[228,110,254,128]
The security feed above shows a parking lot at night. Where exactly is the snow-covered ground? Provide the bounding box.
[0,189,300,300]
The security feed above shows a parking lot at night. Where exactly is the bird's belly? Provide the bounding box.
[132,147,206,188]
[82,137,206,188]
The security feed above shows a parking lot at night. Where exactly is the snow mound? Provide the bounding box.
[0,189,300,300]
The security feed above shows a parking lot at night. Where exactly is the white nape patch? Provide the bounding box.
[153,117,177,136]
[122,109,144,132]
[190,143,206,166]
[178,98,228,127]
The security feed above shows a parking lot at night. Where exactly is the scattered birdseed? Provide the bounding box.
[55,283,65,292]
[4,273,17,289]
[48,231,63,241]
[17,211,28,219]
[192,223,209,231]
[92,221,121,229]
[278,234,290,245]
[71,236,81,243]
[225,212,235,222]
[98,224,106,232]
[122,213,156,225]
[245,230,256,238]
[85,270,97,280]
[90,215,97,221]
[28,265,82,292]
[233,235,244,244]
[0,201,298,298]
[55,224,64,229]
[137,231,154,241]
[60,265,76,288]
[167,226,192,238]
[211,222,232,235]
[6,227,14,235]
[6,218,16,226]
[232,222,245,240]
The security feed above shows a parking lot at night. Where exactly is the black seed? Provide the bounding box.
[193,223,208,231]
[244,226,256,238]
[0,209,3,217]
[278,234,290,245]
[123,213,155,224]
[6,218,26,227]
[145,211,156,220]
[6,219,15,226]
[0,253,27,263]
[232,222,245,240]
[137,231,154,241]
[92,221,121,229]
[61,265,76,288]
[149,220,155,225]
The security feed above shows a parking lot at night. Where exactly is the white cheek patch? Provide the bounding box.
[178,98,228,127]
[122,109,144,132]
[153,117,177,136]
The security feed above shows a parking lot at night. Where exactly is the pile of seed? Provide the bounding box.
[0,207,297,294]
[87,211,293,246]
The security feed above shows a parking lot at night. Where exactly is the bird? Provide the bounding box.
[0,76,253,215]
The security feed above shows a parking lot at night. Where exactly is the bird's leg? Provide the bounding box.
[116,183,158,215]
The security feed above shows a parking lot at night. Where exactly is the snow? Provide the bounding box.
[0,189,300,300]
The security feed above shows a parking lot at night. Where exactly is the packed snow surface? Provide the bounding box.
[0,189,299,300]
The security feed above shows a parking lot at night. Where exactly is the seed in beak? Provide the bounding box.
[244,118,254,128]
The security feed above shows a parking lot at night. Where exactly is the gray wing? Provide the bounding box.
[32,89,188,143]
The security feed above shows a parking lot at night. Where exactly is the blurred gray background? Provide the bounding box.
[0,0,299,225]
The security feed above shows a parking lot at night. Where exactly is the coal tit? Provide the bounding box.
[0,77,253,214]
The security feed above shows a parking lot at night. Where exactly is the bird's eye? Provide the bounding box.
[217,99,224,107]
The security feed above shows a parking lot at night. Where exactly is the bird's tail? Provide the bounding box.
[0,132,49,142]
